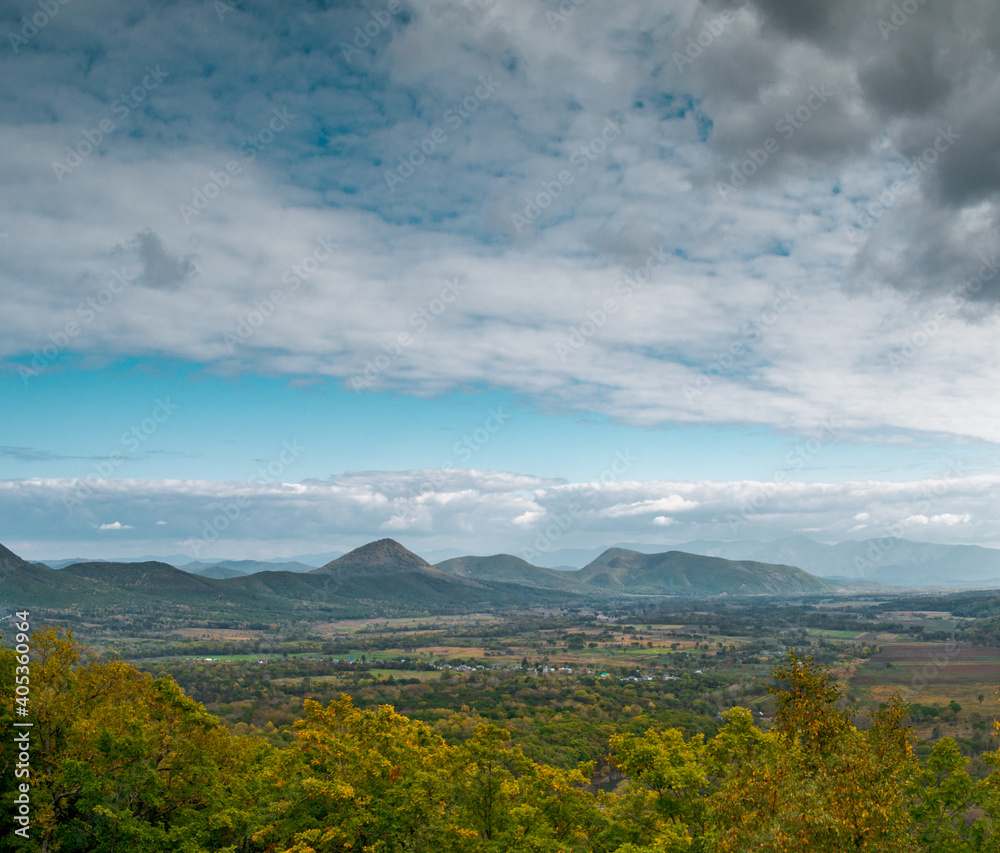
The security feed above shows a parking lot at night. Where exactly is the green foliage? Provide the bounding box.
[4,635,1000,853]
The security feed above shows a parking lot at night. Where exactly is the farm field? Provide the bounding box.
[18,588,1000,775]
[851,642,1000,723]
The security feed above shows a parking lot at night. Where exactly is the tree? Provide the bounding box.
[706,653,919,852]
[908,737,990,853]
[608,725,708,851]
[257,695,466,852]
[3,627,270,853]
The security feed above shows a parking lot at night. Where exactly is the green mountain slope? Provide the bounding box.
[184,559,316,577]
[578,548,830,594]
[0,543,94,607]
[59,561,236,603]
[436,554,583,591]
[313,538,433,575]
[188,565,250,579]
[2,538,829,614]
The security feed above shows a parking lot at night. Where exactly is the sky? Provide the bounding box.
[2,0,1000,564]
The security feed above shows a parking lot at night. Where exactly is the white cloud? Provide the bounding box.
[2,469,998,558]
[2,0,1000,447]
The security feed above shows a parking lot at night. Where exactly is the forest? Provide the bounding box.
[2,624,999,853]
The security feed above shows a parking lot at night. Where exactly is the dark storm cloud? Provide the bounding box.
[684,0,1000,302]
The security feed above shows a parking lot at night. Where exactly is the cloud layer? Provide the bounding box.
[1,0,998,442]
[3,1,998,559]
[4,466,998,560]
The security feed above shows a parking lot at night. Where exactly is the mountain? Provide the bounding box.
[313,538,434,576]
[221,539,577,611]
[36,557,91,569]
[577,548,830,595]
[58,561,243,605]
[672,536,1000,587]
[184,559,316,578]
[0,538,836,614]
[436,554,583,590]
[2,539,569,614]
[40,554,199,569]
[186,564,250,579]
[1,545,105,607]
[437,546,830,596]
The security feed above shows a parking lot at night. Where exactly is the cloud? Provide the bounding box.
[0,446,118,463]
[1,468,998,558]
[0,446,66,462]
[1,0,999,462]
[121,230,198,291]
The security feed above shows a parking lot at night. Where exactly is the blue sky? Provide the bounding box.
[2,0,1000,562]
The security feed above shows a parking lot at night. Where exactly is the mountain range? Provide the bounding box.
[18,535,1000,593]
[1,538,834,614]
[495,536,1000,588]
[668,536,1000,587]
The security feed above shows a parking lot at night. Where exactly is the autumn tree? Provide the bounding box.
[705,654,919,852]
[4,627,271,853]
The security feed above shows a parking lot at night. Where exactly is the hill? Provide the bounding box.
[184,559,316,579]
[313,538,433,575]
[187,565,250,579]
[577,548,830,595]
[1,538,831,614]
[437,545,830,596]
[0,543,94,606]
[217,539,573,612]
[57,560,261,607]
[436,554,583,590]
[672,536,1000,587]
